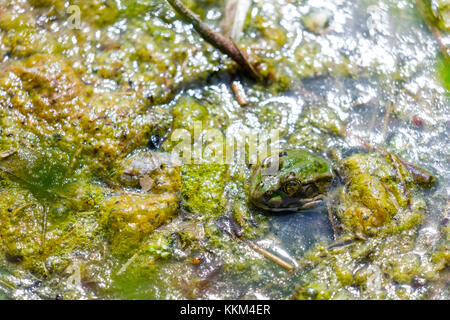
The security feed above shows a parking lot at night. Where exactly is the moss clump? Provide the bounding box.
[295,228,445,300]
[294,41,354,79]
[342,173,398,232]
[181,164,228,217]
[100,192,180,257]
[390,253,422,283]
[333,153,432,237]
[0,184,101,277]
[0,13,61,57]
[100,165,181,257]
[171,96,218,131]
[305,105,345,137]
[437,54,450,94]
[68,0,120,27]
[0,53,171,177]
[57,180,106,212]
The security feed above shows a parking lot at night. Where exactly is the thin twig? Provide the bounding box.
[41,206,48,254]
[166,0,260,80]
[247,240,294,270]
[382,101,392,142]
[67,144,83,175]
[231,81,249,106]
[388,153,412,210]
[0,278,16,291]
[117,249,144,275]
[221,226,294,271]
[326,200,339,240]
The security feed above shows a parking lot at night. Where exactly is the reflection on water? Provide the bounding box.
[269,208,334,256]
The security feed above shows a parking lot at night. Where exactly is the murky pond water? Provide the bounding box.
[0,0,448,299]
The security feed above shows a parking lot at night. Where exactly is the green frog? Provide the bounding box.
[249,150,334,212]
[249,149,435,237]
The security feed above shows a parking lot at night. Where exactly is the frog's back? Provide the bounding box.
[280,150,332,181]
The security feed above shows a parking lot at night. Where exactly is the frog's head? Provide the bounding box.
[249,150,334,212]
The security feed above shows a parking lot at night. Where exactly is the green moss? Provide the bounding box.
[431,224,450,270]
[305,105,345,137]
[74,0,120,27]
[294,41,354,79]
[58,180,106,212]
[418,0,450,32]
[333,153,431,237]
[181,164,228,217]
[100,192,179,257]
[437,54,450,94]
[390,253,421,283]
[0,146,73,201]
[296,282,332,300]
[172,97,216,131]
[0,185,101,276]
[2,28,61,57]
[434,0,450,31]
[294,228,445,300]
[0,12,35,30]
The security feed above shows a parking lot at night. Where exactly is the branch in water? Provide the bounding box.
[166,0,260,80]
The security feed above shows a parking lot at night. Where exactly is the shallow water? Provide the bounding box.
[0,0,448,299]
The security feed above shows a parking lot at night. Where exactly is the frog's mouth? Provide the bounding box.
[251,194,326,212]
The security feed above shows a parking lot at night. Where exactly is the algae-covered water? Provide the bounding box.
[0,0,448,299]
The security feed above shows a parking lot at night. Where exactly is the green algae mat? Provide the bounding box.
[0,0,448,299]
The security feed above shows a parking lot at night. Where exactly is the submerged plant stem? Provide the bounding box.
[166,0,260,80]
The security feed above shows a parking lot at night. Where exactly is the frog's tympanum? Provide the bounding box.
[249,149,435,238]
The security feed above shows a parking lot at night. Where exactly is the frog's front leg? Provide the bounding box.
[299,194,326,210]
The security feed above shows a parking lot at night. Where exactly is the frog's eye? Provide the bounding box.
[283,180,300,196]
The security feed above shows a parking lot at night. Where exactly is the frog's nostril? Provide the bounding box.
[264,190,273,200]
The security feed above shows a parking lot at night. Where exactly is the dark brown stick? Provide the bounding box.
[166,0,260,80]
